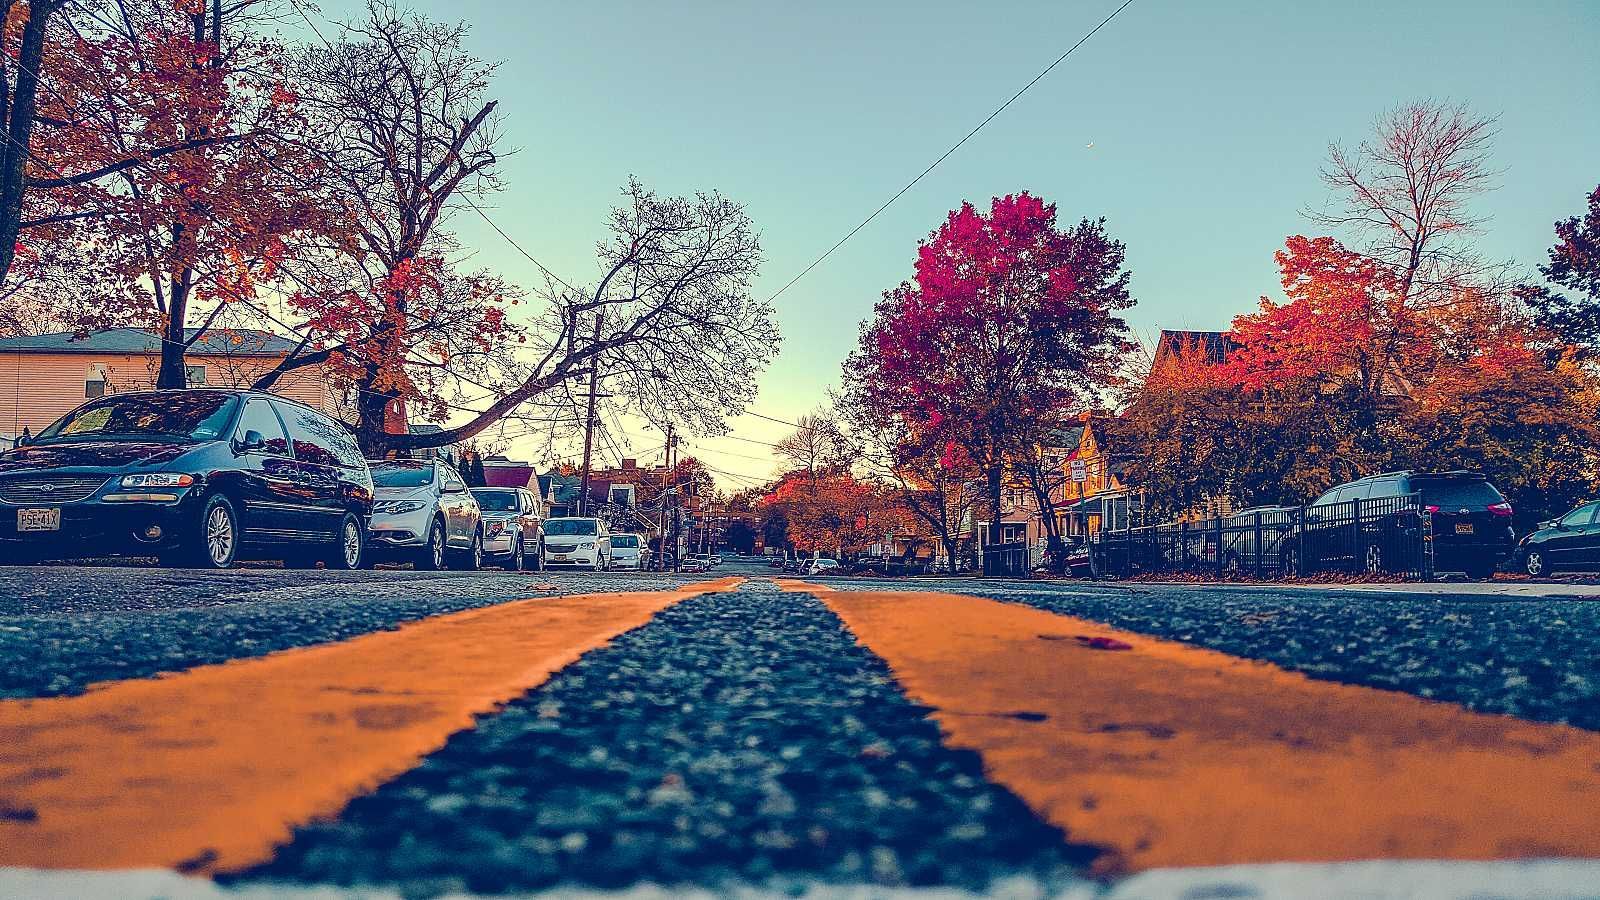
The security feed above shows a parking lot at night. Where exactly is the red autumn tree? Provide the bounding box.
[846,192,1132,549]
[35,0,326,388]
[1226,235,1406,399]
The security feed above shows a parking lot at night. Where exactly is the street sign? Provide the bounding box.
[1071,459,1088,483]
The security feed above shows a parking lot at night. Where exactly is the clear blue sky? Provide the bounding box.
[312,1,1598,487]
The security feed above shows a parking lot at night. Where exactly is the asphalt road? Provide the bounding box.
[2,559,1597,897]
[829,576,1600,731]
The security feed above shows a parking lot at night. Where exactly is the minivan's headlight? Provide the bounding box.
[121,473,194,488]
[579,541,596,550]
[375,500,427,514]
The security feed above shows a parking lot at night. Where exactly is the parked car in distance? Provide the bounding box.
[679,555,706,573]
[708,554,722,567]
[803,557,841,576]
[368,460,482,570]
[0,389,373,569]
[1301,470,1513,578]
[470,486,542,571]
[1517,501,1600,576]
[609,533,648,570]
[543,516,611,571]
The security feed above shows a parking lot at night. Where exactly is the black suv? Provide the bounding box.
[0,390,373,569]
[1302,471,1514,578]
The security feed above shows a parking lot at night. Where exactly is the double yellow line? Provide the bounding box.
[0,578,740,873]
[781,581,1600,874]
[4,576,1597,881]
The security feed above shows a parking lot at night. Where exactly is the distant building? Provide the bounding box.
[0,328,341,448]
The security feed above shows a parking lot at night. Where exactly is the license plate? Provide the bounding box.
[551,553,568,560]
[1455,523,1474,534]
[17,508,60,532]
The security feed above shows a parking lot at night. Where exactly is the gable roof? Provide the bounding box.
[1153,330,1238,367]
[0,328,298,356]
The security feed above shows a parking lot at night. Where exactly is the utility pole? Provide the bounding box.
[656,423,675,571]
[577,313,603,518]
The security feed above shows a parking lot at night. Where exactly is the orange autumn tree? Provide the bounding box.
[37,0,327,388]
[761,471,891,558]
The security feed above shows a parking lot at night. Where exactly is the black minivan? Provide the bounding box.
[0,390,373,569]
[1303,470,1515,578]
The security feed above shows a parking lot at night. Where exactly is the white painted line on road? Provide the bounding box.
[6,858,1600,899]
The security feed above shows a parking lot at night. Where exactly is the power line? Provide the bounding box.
[463,197,585,295]
[765,0,1139,304]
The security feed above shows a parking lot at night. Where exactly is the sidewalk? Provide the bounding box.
[1170,579,1600,599]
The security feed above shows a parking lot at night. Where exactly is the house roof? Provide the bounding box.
[1153,329,1238,367]
[0,328,299,356]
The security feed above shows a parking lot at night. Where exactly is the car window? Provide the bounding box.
[545,519,598,536]
[235,400,289,455]
[471,489,519,511]
[272,401,358,468]
[612,535,639,548]
[1558,504,1597,527]
[442,467,467,492]
[38,392,238,443]
[1415,478,1505,509]
[371,463,432,488]
[1311,486,1344,507]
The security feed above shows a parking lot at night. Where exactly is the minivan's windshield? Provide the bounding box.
[371,464,433,489]
[611,535,639,548]
[35,393,238,443]
[544,518,598,536]
[471,489,519,511]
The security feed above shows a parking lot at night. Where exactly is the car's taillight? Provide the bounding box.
[1488,502,1514,517]
[1424,505,1439,514]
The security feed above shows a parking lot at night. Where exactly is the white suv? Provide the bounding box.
[542,517,612,571]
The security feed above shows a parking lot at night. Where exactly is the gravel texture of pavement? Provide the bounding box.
[0,565,701,699]
[833,577,1600,731]
[240,581,1095,897]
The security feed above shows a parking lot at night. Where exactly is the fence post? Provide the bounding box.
[1179,520,1188,572]
[1351,497,1363,572]
[1254,512,1264,579]
[1214,515,1225,577]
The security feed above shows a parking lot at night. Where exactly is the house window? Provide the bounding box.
[185,365,207,386]
[85,366,107,398]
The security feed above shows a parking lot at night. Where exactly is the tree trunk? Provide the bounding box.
[355,373,393,458]
[155,265,193,389]
[0,0,65,287]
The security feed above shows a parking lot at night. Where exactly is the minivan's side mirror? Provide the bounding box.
[236,430,266,453]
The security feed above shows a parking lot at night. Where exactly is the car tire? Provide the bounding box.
[1524,549,1549,577]
[184,494,240,570]
[450,530,482,571]
[1464,561,1497,580]
[1363,543,1383,576]
[418,519,447,571]
[510,536,526,571]
[324,513,367,570]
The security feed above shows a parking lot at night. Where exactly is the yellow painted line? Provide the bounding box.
[0,577,742,874]
[802,587,1600,875]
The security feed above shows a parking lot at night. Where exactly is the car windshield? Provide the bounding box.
[1416,479,1504,508]
[611,535,639,548]
[371,464,433,488]
[545,519,598,536]
[471,490,519,511]
[35,393,238,443]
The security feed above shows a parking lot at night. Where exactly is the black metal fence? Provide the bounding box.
[1089,493,1432,579]
[982,542,1031,577]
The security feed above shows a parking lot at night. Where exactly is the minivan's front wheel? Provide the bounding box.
[174,495,238,569]
[325,513,367,570]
